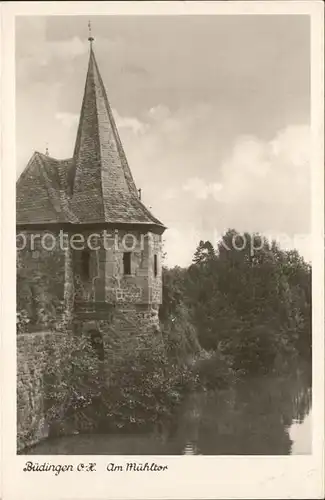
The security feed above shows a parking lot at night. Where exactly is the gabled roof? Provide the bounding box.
[16,152,78,224]
[16,45,165,230]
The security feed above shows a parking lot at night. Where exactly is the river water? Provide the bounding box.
[25,365,311,455]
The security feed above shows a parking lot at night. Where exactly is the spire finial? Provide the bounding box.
[88,20,94,45]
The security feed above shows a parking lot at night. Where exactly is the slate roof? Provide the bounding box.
[16,153,78,224]
[16,46,165,230]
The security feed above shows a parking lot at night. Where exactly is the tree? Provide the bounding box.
[192,240,216,265]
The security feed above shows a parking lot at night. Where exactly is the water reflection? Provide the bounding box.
[177,366,312,455]
[24,364,311,455]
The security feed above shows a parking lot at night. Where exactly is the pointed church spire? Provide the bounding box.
[70,37,164,227]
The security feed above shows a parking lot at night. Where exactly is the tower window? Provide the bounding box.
[81,248,90,280]
[123,252,131,275]
[90,330,104,361]
[154,254,158,277]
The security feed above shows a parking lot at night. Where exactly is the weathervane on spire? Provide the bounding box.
[88,20,94,45]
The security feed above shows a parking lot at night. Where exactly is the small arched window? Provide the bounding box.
[81,249,91,280]
[154,254,158,277]
[90,330,104,361]
[123,252,131,275]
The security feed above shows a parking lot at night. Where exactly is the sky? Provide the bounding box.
[16,15,311,267]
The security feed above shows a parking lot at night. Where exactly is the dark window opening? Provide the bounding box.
[123,252,131,275]
[154,254,158,277]
[90,330,104,361]
[81,249,91,280]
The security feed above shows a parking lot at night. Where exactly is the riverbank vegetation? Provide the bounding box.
[58,231,310,435]
[160,230,311,379]
[17,229,312,440]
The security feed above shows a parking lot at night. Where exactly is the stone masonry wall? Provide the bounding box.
[17,308,162,452]
[73,229,163,307]
[149,233,163,304]
[17,229,162,318]
[17,331,65,452]
[17,227,163,450]
[75,303,160,357]
[17,231,65,329]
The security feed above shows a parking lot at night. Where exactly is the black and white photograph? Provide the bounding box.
[1,1,324,499]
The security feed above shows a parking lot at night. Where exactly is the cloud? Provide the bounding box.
[48,100,311,267]
[113,107,310,266]
[121,63,149,77]
[17,25,88,80]
[270,125,310,169]
[55,112,79,129]
[49,36,88,61]
[113,109,148,136]
[163,187,178,200]
[147,105,171,122]
[55,108,149,137]
[215,125,310,222]
[21,33,88,64]
[183,177,223,200]
[162,228,203,269]
[54,106,148,133]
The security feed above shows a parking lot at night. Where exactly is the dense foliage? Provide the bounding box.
[41,329,198,436]
[102,331,197,431]
[160,230,312,377]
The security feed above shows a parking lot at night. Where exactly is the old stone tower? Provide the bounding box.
[16,38,165,342]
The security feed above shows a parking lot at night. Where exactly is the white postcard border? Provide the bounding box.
[1,2,324,499]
